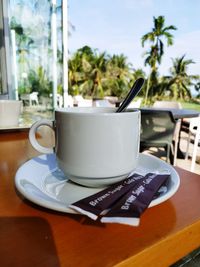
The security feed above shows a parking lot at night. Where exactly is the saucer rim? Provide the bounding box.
[15,153,180,214]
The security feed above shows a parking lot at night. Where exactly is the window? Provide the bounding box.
[0,0,10,97]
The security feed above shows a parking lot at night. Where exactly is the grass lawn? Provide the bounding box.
[181,100,200,111]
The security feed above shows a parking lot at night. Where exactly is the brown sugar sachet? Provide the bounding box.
[101,173,170,226]
[69,173,146,220]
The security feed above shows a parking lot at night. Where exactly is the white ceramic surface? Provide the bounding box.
[29,107,140,186]
[15,153,180,214]
[0,100,22,127]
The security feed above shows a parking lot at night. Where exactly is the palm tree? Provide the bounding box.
[166,55,198,99]
[131,68,146,97]
[105,54,132,97]
[142,16,177,66]
[68,46,144,99]
[141,16,177,103]
[68,46,109,98]
[68,51,84,95]
[80,51,108,98]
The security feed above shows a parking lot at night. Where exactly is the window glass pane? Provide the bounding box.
[0,62,2,94]
[9,0,62,105]
[0,1,8,96]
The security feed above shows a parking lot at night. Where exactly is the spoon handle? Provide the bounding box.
[116,78,145,113]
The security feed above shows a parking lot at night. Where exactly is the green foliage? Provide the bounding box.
[180,100,200,111]
[28,66,52,96]
[141,16,177,104]
[68,47,142,99]
[11,10,199,103]
[18,84,30,95]
[141,16,177,66]
[165,55,199,100]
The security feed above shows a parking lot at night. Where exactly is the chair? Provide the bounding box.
[49,93,64,107]
[153,101,183,163]
[21,92,39,106]
[140,109,180,165]
[153,101,182,109]
[57,94,63,107]
[64,95,74,107]
[185,116,200,172]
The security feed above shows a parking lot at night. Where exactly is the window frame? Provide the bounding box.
[0,0,13,99]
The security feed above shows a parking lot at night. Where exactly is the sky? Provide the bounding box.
[68,0,200,77]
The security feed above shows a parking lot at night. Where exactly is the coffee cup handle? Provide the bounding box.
[29,119,54,154]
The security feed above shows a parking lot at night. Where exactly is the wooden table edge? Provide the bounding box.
[113,219,200,267]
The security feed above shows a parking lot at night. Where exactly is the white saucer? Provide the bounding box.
[15,153,180,214]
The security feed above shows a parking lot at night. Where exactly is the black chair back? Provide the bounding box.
[140,109,175,145]
[140,109,176,162]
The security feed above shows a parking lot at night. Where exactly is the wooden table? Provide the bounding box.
[1,130,200,267]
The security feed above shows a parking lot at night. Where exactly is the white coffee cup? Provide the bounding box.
[0,100,22,128]
[29,107,140,187]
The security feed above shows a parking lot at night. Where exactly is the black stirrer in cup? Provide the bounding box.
[116,78,145,113]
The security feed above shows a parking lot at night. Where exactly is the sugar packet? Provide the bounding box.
[69,173,146,220]
[101,173,170,226]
